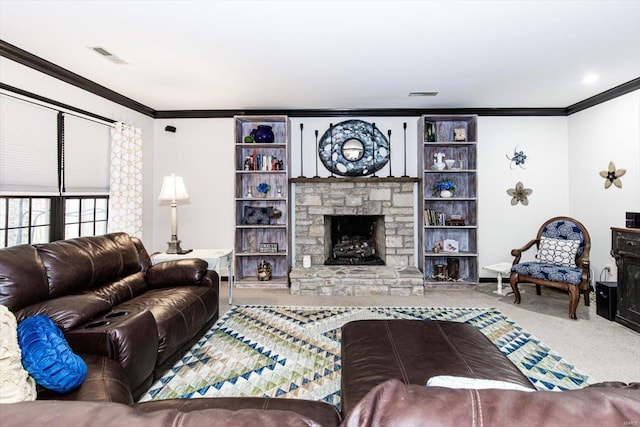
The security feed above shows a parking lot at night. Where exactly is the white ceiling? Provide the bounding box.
[1,0,639,111]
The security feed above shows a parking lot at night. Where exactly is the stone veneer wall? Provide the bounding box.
[294,180,416,267]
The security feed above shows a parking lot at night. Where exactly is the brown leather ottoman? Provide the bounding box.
[340,319,535,417]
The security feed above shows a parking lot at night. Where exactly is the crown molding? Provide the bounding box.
[565,77,640,115]
[1,39,637,119]
[0,39,156,118]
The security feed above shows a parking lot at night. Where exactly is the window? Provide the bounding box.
[0,93,112,248]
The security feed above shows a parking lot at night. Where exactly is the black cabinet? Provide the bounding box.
[611,228,640,332]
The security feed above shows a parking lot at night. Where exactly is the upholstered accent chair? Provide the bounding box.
[510,216,591,319]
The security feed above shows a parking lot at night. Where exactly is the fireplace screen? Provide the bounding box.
[324,215,385,265]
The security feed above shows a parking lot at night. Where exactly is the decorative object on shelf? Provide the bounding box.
[445,218,466,226]
[269,208,282,220]
[276,185,283,197]
[444,159,455,169]
[424,121,436,142]
[298,123,305,178]
[432,264,447,281]
[432,241,442,253]
[432,152,446,170]
[244,135,254,143]
[453,128,467,141]
[402,122,409,177]
[259,243,278,253]
[447,258,460,280]
[599,161,626,189]
[243,206,273,225]
[506,146,527,169]
[318,119,390,176]
[246,232,258,252]
[246,187,253,198]
[507,181,533,205]
[443,239,459,253]
[256,182,271,197]
[158,173,192,254]
[250,125,275,143]
[257,260,272,281]
[387,129,394,177]
[313,130,320,178]
[434,179,456,198]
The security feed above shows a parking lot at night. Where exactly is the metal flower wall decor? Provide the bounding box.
[599,161,626,189]
[507,181,533,205]
[506,146,527,169]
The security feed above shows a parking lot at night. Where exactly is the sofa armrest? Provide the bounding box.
[145,258,217,289]
[65,309,158,393]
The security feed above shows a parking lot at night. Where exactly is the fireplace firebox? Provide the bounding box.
[324,215,385,265]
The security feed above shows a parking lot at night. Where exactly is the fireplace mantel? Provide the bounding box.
[290,177,419,184]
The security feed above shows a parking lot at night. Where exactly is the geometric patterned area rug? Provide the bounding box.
[138,305,593,408]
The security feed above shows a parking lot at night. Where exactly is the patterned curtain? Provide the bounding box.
[107,122,143,237]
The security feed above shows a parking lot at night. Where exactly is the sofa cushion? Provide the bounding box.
[115,286,218,365]
[511,262,582,285]
[342,379,640,427]
[145,259,209,289]
[37,353,134,404]
[17,315,87,393]
[35,233,140,297]
[83,272,147,307]
[15,294,112,330]
[0,244,49,312]
[2,400,327,427]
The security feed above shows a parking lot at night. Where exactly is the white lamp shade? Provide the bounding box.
[158,174,189,201]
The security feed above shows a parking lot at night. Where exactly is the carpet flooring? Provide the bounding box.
[138,305,593,407]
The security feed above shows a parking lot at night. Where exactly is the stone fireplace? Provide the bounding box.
[324,215,385,265]
[289,178,423,296]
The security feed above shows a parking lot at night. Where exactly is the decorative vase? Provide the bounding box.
[258,260,272,281]
[440,190,453,198]
[444,159,455,169]
[433,152,446,170]
[250,125,275,143]
[258,192,267,198]
[276,185,283,197]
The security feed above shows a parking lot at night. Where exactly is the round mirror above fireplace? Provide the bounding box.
[318,119,389,176]
[342,138,365,161]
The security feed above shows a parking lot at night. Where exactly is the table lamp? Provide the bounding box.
[158,173,191,254]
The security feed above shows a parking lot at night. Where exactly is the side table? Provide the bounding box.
[152,249,234,304]
[482,262,513,295]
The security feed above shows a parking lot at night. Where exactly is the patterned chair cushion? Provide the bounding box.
[541,219,585,259]
[536,237,581,267]
[511,262,582,285]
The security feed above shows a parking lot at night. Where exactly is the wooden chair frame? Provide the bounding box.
[509,216,591,319]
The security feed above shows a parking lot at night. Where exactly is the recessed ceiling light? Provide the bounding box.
[88,46,128,65]
[408,92,439,97]
[582,73,599,84]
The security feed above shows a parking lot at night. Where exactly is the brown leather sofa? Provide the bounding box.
[0,232,219,401]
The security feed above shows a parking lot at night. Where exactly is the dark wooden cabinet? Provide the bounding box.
[611,227,640,332]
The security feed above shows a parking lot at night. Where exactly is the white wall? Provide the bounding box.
[568,90,640,280]
[152,119,234,253]
[0,58,156,246]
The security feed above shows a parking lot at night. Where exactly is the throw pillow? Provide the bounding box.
[426,375,534,392]
[243,206,273,225]
[536,236,580,267]
[0,305,37,403]
[17,315,87,393]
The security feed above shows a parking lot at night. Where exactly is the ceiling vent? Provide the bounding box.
[89,46,128,65]
[408,92,439,97]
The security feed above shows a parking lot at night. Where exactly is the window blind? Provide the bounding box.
[63,114,111,194]
[0,95,58,194]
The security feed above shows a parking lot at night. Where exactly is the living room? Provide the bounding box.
[1,1,639,423]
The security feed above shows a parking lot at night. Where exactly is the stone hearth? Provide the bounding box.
[290,265,424,296]
[290,178,422,296]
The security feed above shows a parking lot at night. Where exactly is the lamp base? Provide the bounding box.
[166,239,192,255]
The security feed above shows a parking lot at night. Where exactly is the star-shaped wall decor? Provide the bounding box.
[599,161,626,189]
[507,181,533,205]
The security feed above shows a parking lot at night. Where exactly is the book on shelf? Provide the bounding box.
[424,209,445,226]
